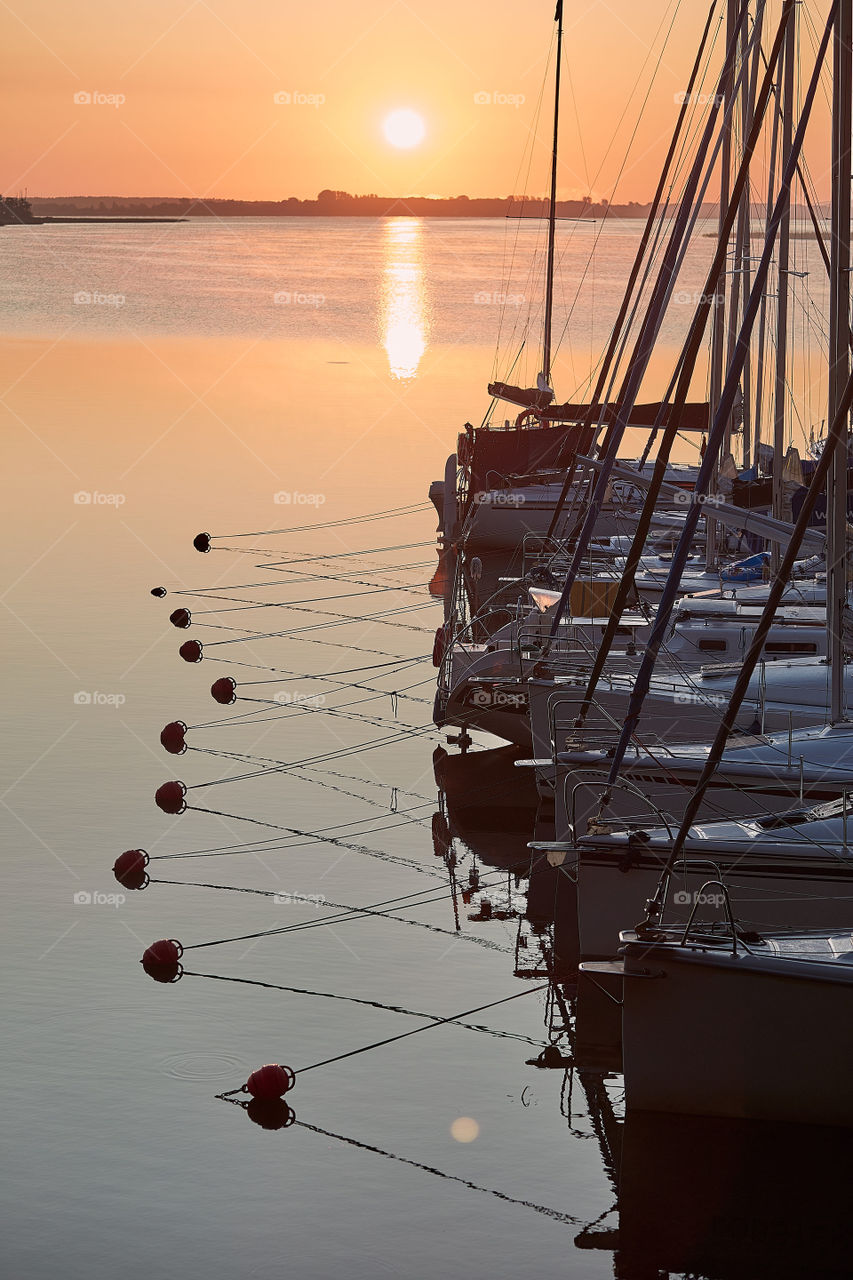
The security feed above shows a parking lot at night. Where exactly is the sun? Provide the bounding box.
[383,109,426,150]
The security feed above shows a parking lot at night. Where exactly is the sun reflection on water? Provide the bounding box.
[381,219,428,380]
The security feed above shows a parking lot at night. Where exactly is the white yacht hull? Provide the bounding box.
[577,843,853,959]
[621,936,853,1125]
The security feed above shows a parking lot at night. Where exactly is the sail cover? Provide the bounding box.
[486,383,709,431]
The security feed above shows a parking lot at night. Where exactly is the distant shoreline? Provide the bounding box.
[28,195,656,220]
[43,216,188,225]
[26,195,828,223]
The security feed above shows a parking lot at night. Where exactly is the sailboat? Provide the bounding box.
[620,909,853,1125]
[608,0,853,1128]
[440,585,833,749]
[428,1,722,680]
[433,0,848,761]
[428,0,711,565]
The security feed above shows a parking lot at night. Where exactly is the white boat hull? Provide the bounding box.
[621,936,853,1126]
[577,844,853,959]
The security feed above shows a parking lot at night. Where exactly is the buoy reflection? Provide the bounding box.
[244,1097,296,1130]
[381,219,428,380]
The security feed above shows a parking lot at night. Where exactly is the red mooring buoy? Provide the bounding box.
[244,1063,296,1100]
[193,532,211,553]
[169,608,192,629]
[179,640,204,664]
[113,848,149,889]
[141,938,183,983]
[155,780,187,814]
[143,938,183,966]
[160,721,188,755]
[211,676,237,705]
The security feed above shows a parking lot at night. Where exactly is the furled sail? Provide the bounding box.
[486,383,709,430]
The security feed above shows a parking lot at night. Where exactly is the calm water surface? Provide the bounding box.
[0,218,840,1280]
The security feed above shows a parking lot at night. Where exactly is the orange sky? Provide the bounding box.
[4,0,833,202]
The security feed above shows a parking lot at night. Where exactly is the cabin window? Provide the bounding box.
[764,642,818,655]
[698,638,727,652]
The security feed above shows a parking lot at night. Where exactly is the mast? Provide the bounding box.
[572,1,792,724]
[731,8,764,468]
[546,1,753,645]
[827,0,851,722]
[771,12,795,574]
[706,0,738,570]
[541,0,564,390]
[722,0,756,461]
[752,49,782,471]
[598,0,826,799]
[543,1,720,544]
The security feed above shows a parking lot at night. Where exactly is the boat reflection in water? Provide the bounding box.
[434,743,853,1278]
[380,218,429,380]
[433,740,579,976]
[574,1106,853,1280]
[432,743,539,869]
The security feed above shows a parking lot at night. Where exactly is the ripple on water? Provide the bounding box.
[158,1052,249,1082]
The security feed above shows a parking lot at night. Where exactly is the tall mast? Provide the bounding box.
[542,0,564,390]
[827,0,851,722]
[722,1,755,462]
[706,0,737,569]
[751,51,782,472]
[731,8,763,468]
[771,12,795,574]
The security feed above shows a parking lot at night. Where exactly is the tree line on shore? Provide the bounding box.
[30,191,661,219]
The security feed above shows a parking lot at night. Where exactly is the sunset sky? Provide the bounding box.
[4,1,834,203]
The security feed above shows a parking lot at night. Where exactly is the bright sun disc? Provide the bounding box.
[383,109,426,149]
